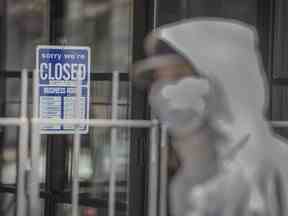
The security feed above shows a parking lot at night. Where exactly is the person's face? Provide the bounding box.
[152,63,194,83]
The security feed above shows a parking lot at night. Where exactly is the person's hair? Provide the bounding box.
[153,40,201,78]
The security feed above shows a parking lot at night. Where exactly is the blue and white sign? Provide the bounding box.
[36,46,90,134]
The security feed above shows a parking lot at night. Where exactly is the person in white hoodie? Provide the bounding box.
[133,18,288,216]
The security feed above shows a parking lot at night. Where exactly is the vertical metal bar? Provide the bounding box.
[17,69,29,216]
[148,121,159,216]
[30,121,41,216]
[181,0,188,19]
[71,126,81,216]
[46,1,66,215]
[0,0,7,118]
[150,0,159,204]
[160,125,168,216]
[151,1,159,213]
[130,1,149,215]
[18,125,28,216]
[72,66,82,216]
[153,0,158,29]
[30,69,41,216]
[32,68,39,127]
[20,69,28,118]
[109,71,119,216]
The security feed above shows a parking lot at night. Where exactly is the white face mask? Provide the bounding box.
[148,77,211,135]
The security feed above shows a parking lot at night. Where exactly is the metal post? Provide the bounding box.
[181,0,188,19]
[109,71,119,216]
[153,0,158,29]
[151,2,159,211]
[71,123,81,216]
[148,120,159,216]
[20,69,28,121]
[30,121,41,216]
[160,125,168,216]
[72,66,82,216]
[30,69,41,216]
[17,69,29,216]
[271,121,288,127]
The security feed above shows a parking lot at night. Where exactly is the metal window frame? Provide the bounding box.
[0,0,154,215]
[0,69,168,216]
[29,71,162,216]
[0,0,7,200]
[0,70,29,216]
[0,69,287,216]
[4,1,286,216]
[129,0,156,215]
[44,0,137,215]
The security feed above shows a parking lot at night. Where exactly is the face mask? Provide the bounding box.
[148,77,211,135]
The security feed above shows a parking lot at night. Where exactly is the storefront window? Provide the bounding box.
[62,0,133,73]
[0,0,134,215]
[5,0,49,71]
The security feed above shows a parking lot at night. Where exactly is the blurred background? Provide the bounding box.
[0,0,133,215]
[0,0,288,216]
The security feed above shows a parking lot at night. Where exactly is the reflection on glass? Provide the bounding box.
[0,193,45,216]
[57,204,127,216]
[0,193,15,216]
[0,77,45,185]
[66,81,130,212]
[0,127,17,184]
[5,0,48,71]
[0,0,133,214]
[63,0,133,73]
[0,77,21,184]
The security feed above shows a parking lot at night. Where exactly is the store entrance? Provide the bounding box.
[0,0,150,216]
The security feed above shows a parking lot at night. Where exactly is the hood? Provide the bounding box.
[134,18,272,160]
[145,18,268,119]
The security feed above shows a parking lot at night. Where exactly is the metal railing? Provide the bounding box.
[0,69,29,216]
[0,69,168,216]
[2,69,288,216]
[29,70,164,216]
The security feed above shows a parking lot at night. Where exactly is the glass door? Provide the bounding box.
[0,0,150,216]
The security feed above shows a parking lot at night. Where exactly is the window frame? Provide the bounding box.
[0,0,150,215]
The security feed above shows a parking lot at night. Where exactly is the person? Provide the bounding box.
[132,18,288,216]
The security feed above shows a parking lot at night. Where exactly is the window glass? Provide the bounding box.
[0,77,38,185]
[5,0,49,71]
[0,0,133,215]
[62,0,133,73]
[0,193,15,216]
[66,81,130,208]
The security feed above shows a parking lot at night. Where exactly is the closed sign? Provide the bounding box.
[36,46,90,134]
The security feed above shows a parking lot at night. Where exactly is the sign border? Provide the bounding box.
[36,45,91,134]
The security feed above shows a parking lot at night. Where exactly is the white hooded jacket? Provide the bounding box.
[134,18,288,216]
